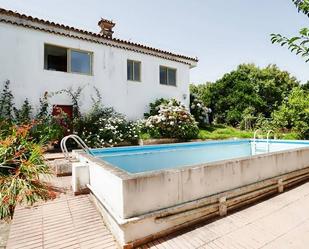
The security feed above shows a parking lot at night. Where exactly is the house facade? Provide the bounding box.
[0,8,197,120]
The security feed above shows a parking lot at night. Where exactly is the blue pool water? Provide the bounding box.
[90,139,309,174]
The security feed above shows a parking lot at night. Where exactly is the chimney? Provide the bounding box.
[98,18,115,38]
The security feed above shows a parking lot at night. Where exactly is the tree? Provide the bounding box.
[191,64,299,127]
[272,87,309,138]
[190,82,213,107]
[271,0,309,62]
[301,81,309,91]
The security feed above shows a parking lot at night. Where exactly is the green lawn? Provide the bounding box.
[198,125,300,140]
[198,125,253,140]
[140,124,300,141]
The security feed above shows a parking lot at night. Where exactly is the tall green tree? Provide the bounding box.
[271,0,309,62]
[192,64,299,126]
[272,87,309,138]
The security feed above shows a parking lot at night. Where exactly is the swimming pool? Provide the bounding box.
[90,139,309,173]
[73,139,309,248]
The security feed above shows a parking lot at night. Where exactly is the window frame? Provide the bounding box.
[127,59,141,82]
[44,43,93,76]
[159,65,177,87]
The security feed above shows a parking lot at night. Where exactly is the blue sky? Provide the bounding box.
[0,0,308,84]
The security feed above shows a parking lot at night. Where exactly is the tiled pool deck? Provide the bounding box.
[6,175,309,249]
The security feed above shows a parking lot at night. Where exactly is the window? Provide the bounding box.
[127,60,141,81]
[71,50,92,74]
[44,44,67,72]
[44,44,92,75]
[160,66,176,86]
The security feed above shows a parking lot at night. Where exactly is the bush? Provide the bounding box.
[144,99,199,139]
[0,80,14,121]
[190,94,211,128]
[75,103,141,147]
[0,82,64,145]
[144,98,178,118]
[0,124,55,219]
[239,106,256,130]
[254,113,273,132]
[14,99,32,124]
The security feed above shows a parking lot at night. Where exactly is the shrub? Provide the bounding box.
[30,118,65,144]
[254,113,273,132]
[144,98,178,118]
[144,99,199,139]
[0,80,14,121]
[239,106,256,130]
[14,99,32,124]
[75,101,141,147]
[31,93,65,144]
[0,124,55,219]
[190,94,211,128]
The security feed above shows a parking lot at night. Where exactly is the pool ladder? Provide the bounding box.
[60,134,93,161]
[253,129,275,154]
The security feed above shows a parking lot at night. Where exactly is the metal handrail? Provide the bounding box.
[253,129,276,154]
[253,129,262,153]
[253,129,261,141]
[266,130,274,152]
[60,134,93,160]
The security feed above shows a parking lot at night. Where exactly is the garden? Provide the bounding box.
[0,62,309,219]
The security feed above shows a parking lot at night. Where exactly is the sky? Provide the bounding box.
[0,0,308,84]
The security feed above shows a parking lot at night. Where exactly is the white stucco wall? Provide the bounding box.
[0,22,192,120]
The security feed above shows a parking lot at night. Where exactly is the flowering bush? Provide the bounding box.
[0,124,55,219]
[144,98,166,118]
[144,99,199,139]
[75,105,141,147]
[190,94,211,128]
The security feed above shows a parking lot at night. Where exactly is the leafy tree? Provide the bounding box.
[192,64,299,127]
[301,81,309,91]
[272,87,309,139]
[271,0,309,62]
[190,83,212,107]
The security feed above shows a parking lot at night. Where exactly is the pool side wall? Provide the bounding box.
[76,145,309,220]
[122,146,309,218]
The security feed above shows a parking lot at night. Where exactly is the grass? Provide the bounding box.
[198,125,300,140]
[140,124,300,141]
[198,125,254,140]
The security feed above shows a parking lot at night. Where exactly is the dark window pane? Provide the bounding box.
[160,66,167,85]
[44,44,67,72]
[71,50,91,74]
[127,60,133,80]
[167,68,176,86]
[134,62,141,81]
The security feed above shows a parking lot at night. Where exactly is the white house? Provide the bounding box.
[0,8,197,120]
